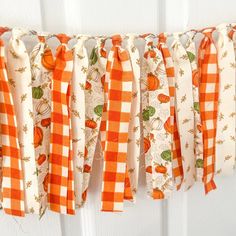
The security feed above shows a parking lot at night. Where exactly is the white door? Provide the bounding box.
[0,0,236,235]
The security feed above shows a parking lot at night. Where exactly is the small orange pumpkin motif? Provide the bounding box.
[41,48,55,70]
[144,50,156,59]
[83,164,91,173]
[43,173,49,192]
[85,119,97,129]
[34,126,43,148]
[197,124,202,133]
[158,94,170,103]
[101,75,105,87]
[164,117,172,134]
[146,166,152,174]
[147,73,160,91]
[82,189,87,201]
[100,48,107,58]
[85,81,91,90]
[153,188,165,199]
[155,165,167,174]
[144,137,151,153]
[192,69,199,87]
[38,153,46,165]
[41,118,51,128]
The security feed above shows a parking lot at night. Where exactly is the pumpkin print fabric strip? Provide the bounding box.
[0,33,25,216]
[170,34,195,190]
[198,28,219,194]
[157,33,184,191]
[142,35,173,199]
[215,24,236,175]
[71,36,89,208]
[48,34,75,214]
[126,34,141,199]
[82,37,107,204]
[184,32,204,181]
[30,36,54,216]
[101,35,133,212]
[7,28,40,214]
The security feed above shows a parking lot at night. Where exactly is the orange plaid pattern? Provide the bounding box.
[0,37,25,216]
[198,29,218,194]
[48,34,75,214]
[101,35,133,212]
[158,33,183,190]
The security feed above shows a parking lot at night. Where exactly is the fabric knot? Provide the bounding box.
[56,33,71,44]
[0,27,10,37]
[201,27,215,39]
[112,34,122,46]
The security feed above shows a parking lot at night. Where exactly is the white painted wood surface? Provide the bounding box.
[0,0,236,235]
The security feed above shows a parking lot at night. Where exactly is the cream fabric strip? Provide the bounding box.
[71,36,89,208]
[30,37,53,216]
[7,28,39,213]
[170,34,195,190]
[184,32,204,181]
[126,34,141,199]
[142,36,173,199]
[215,24,236,175]
[82,38,106,203]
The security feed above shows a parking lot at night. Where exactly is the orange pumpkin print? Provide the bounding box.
[85,119,97,129]
[146,166,152,174]
[85,81,91,90]
[34,126,43,148]
[149,133,154,140]
[82,189,87,201]
[158,94,170,103]
[41,48,55,70]
[155,165,167,174]
[192,69,199,87]
[100,48,107,58]
[164,117,172,134]
[144,50,156,59]
[144,137,151,153]
[153,188,165,199]
[197,123,202,133]
[83,164,91,173]
[43,173,49,193]
[84,146,88,158]
[147,73,160,91]
[101,75,105,87]
[41,117,51,128]
[38,153,46,165]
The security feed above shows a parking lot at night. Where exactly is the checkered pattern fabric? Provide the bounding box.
[48,34,75,214]
[198,29,218,194]
[101,35,134,212]
[158,33,183,190]
[0,38,25,216]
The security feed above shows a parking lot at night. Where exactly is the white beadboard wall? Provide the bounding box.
[0,0,236,236]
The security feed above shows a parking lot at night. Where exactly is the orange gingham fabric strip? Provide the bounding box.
[0,36,25,216]
[101,35,133,212]
[48,34,75,214]
[158,33,183,190]
[198,28,218,194]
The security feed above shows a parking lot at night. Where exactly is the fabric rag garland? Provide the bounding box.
[0,22,235,217]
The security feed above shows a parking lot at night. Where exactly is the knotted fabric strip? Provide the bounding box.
[48,34,75,214]
[158,33,183,190]
[215,24,236,175]
[126,34,141,199]
[198,28,219,193]
[71,35,89,208]
[142,35,173,199]
[0,29,25,216]
[170,34,195,190]
[7,28,39,213]
[101,35,133,212]
[82,37,107,204]
[184,32,204,181]
[30,35,54,216]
